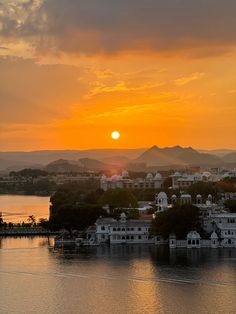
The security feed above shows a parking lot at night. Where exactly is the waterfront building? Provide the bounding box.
[95,213,154,244]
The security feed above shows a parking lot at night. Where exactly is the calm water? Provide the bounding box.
[0,195,50,222]
[0,237,236,314]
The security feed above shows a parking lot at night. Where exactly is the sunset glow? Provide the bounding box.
[0,1,236,151]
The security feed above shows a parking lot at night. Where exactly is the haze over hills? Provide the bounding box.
[0,148,146,166]
[136,145,223,167]
[0,146,235,172]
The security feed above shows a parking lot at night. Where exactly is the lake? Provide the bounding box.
[0,237,236,314]
[0,195,50,223]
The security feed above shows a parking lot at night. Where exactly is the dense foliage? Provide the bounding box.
[187,182,219,199]
[49,184,107,230]
[10,168,48,177]
[224,200,236,213]
[99,188,138,209]
[152,204,201,239]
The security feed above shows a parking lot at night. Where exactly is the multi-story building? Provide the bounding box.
[95,213,154,244]
[100,171,162,191]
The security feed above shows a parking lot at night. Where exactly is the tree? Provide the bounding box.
[38,218,50,229]
[217,178,236,192]
[49,185,106,230]
[99,188,138,211]
[10,168,48,178]
[50,204,106,230]
[152,204,201,239]
[127,208,140,219]
[0,212,4,229]
[187,182,219,199]
[224,200,236,213]
[27,215,36,226]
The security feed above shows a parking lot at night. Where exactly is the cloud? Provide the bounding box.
[174,72,205,86]
[86,81,165,98]
[0,57,86,123]
[1,0,236,58]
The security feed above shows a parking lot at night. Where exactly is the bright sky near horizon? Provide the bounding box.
[0,0,236,151]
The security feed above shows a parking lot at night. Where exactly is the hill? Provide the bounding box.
[222,152,236,163]
[136,145,222,167]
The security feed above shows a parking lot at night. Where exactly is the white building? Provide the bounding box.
[100,171,162,191]
[95,213,154,244]
[170,170,234,189]
[155,192,169,212]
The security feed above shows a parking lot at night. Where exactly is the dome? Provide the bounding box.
[157,192,168,199]
[202,171,211,177]
[120,212,126,219]
[154,173,162,180]
[181,194,191,198]
[146,173,153,180]
[187,231,201,239]
[122,170,129,178]
[196,194,202,198]
[210,231,218,239]
[111,175,122,182]
[173,171,181,176]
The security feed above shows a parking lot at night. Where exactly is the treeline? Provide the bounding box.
[9,169,48,177]
[49,184,140,230]
[0,178,58,196]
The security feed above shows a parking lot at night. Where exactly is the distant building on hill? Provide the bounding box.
[100,170,162,191]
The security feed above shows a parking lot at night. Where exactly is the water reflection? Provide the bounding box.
[0,238,236,314]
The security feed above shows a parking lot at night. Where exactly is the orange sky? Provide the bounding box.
[0,0,236,151]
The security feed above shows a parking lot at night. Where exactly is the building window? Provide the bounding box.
[113,228,116,231]
[138,227,141,231]
[138,235,142,240]
[101,226,105,231]
[122,228,125,231]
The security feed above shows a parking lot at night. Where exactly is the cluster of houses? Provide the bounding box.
[85,191,236,249]
[100,171,162,191]
[100,168,236,191]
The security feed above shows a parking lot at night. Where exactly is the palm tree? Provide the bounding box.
[27,215,36,227]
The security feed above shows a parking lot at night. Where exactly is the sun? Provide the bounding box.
[111,131,120,140]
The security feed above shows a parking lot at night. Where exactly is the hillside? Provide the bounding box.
[222,152,236,163]
[136,145,222,167]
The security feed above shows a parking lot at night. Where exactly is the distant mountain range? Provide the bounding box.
[0,146,235,173]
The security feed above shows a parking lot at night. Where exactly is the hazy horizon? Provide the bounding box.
[0,145,236,153]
